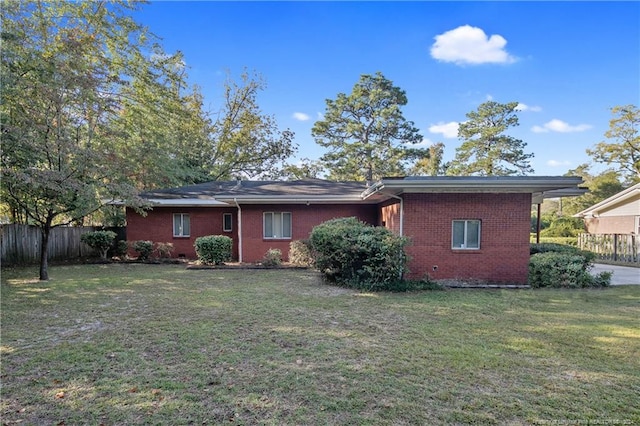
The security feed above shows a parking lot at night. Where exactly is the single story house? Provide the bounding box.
[574,182,640,235]
[125,176,584,285]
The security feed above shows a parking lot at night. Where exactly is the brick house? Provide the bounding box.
[125,176,584,284]
[574,182,640,235]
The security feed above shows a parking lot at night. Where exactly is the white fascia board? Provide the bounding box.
[149,199,231,207]
[217,195,373,204]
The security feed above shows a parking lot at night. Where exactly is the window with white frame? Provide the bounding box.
[263,212,292,239]
[173,213,190,237]
[223,213,233,232]
[452,220,481,249]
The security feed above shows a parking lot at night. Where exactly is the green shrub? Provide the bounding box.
[530,243,595,265]
[194,235,232,265]
[528,252,610,288]
[289,240,314,267]
[132,240,154,261]
[262,248,282,268]
[390,275,444,292]
[115,240,129,257]
[529,235,578,246]
[540,216,585,237]
[81,230,117,260]
[310,217,409,291]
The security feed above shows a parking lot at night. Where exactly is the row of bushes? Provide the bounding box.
[80,231,174,261]
[83,227,611,291]
[192,219,431,291]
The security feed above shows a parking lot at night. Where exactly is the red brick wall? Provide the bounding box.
[401,193,532,284]
[239,204,378,262]
[127,194,532,283]
[126,207,238,259]
[126,204,377,262]
[379,199,401,233]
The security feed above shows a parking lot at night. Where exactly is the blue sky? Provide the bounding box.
[134,1,639,177]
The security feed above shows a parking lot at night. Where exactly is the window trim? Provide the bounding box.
[451,219,481,250]
[263,212,292,239]
[173,213,191,237]
[223,213,233,232]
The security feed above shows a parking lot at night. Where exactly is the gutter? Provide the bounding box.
[234,198,243,263]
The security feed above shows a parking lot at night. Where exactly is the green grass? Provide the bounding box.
[2,264,639,425]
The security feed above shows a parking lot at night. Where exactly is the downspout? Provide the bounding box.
[536,203,541,244]
[387,193,404,280]
[234,198,243,263]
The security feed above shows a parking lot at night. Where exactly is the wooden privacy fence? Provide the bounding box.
[1,224,125,265]
[578,233,639,265]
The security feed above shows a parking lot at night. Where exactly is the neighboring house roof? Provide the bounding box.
[574,182,640,218]
[136,176,585,207]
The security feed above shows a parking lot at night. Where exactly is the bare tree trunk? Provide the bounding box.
[39,217,53,281]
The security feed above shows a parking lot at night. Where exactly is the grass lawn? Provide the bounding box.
[1,264,639,425]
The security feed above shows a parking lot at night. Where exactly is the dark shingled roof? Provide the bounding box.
[142,179,369,200]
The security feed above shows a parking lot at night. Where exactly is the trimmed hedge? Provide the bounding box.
[529,243,610,288]
[310,217,409,291]
[132,240,153,261]
[530,243,595,264]
[529,235,578,246]
[194,235,232,265]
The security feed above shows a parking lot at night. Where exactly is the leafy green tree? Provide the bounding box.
[447,101,534,176]
[0,0,173,279]
[312,72,426,182]
[410,142,446,176]
[562,165,625,216]
[273,158,325,180]
[110,51,212,189]
[201,71,296,181]
[587,105,639,183]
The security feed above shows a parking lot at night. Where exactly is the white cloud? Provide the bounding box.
[430,25,517,65]
[292,112,310,121]
[547,160,571,167]
[532,119,592,133]
[429,122,459,139]
[486,94,494,101]
[411,137,436,147]
[516,103,542,112]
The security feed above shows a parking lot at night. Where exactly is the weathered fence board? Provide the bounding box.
[578,233,639,264]
[1,224,124,265]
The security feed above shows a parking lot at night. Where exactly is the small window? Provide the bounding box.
[264,212,292,239]
[173,213,190,237]
[452,220,480,249]
[223,213,233,232]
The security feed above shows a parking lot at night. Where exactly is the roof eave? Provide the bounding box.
[147,199,231,207]
[374,177,585,195]
[217,195,378,204]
